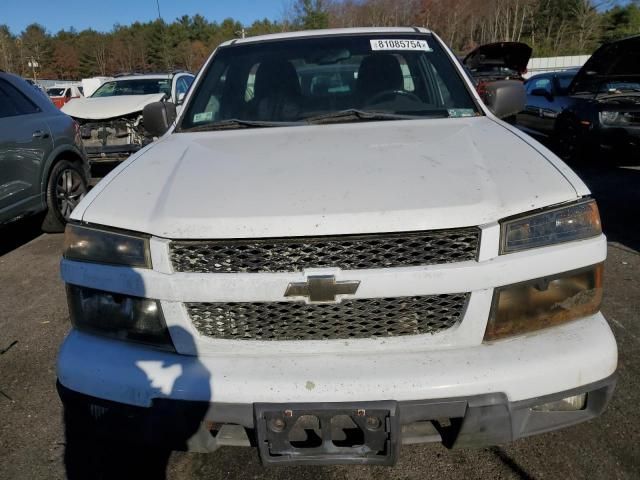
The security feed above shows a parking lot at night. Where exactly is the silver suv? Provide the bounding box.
[0,71,89,232]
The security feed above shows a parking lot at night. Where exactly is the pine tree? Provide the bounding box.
[294,0,330,30]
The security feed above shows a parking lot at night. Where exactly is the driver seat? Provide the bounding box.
[356,54,404,104]
[251,59,301,121]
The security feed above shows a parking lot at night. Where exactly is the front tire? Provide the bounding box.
[553,116,594,163]
[41,160,88,233]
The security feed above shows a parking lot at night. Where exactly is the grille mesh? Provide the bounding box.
[170,229,480,273]
[186,294,469,341]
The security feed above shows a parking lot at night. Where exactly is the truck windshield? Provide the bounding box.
[47,88,66,97]
[180,33,479,130]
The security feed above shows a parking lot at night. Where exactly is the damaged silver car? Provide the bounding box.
[62,72,194,176]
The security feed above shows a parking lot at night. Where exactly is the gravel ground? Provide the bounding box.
[0,163,638,480]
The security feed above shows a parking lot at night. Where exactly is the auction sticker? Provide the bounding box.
[370,39,432,51]
[193,111,213,123]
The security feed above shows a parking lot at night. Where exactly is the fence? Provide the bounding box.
[524,55,591,78]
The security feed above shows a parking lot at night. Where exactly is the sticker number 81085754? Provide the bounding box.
[370,39,432,52]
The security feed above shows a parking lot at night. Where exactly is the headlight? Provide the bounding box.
[500,199,601,254]
[599,111,630,126]
[66,285,175,351]
[484,264,603,341]
[64,224,151,268]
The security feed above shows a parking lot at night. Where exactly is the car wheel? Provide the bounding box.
[41,160,88,233]
[554,117,591,162]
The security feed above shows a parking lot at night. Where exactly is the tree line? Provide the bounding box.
[0,0,638,80]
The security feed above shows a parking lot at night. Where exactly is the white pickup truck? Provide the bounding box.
[57,28,617,466]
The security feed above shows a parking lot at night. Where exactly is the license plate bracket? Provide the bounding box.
[254,401,399,465]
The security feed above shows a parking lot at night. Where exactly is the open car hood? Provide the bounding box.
[569,35,640,94]
[463,42,532,75]
[61,93,166,120]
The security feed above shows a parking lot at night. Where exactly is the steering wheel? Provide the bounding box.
[363,89,422,107]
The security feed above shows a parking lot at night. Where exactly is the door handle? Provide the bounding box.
[32,130,49,139]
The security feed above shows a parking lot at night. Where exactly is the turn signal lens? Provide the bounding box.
[484,264,603,341]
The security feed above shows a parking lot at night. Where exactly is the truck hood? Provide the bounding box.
[61,93,165,120]
[570,35,640,95]
[78,117,581,239]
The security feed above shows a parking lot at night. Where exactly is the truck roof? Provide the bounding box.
[111,71,192,81]
[219,27,432,48]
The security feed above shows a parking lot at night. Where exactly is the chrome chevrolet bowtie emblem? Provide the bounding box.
[284,275,360,303]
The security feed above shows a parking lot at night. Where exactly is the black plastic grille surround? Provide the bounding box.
[186,293,469,341]
[170,228,480,273]
[628,112,640,125]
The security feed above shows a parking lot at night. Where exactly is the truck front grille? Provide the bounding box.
[170,228,480,273]
[186,293,469,341]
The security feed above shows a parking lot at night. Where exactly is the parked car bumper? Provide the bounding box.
[85,144,142,162]
[597,124,640,152]
[84,144,144,179]
[57,313,617,453]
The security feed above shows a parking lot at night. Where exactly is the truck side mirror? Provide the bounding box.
[143,101,177,137]
[483,80,527,119]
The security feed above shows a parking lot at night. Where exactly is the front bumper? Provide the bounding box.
[58,374,616,458]
[57,312,618,456]
[597,124,640,151]
[85,145,144,179]
[57,313,617,407]
[85,144,142,161]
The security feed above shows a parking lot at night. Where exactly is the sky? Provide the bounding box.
[2,0,287,34]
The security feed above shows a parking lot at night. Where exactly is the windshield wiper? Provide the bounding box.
[182,109,451,131]
[304,109,448,125]
[180,119,292,132]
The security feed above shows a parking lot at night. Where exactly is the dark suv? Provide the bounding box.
[0,71,89,232]
[517,36,639,160]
